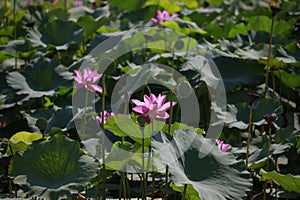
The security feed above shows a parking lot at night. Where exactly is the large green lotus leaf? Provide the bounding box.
[162,122,205,136]
[170,183,200,200]
[105,114,165,146]
[6,131,46,156]
[9,131,43,143]
[226,98,283,129]
[151,130,252,200]
[248,135,290,169]
[69,6,110,21]
[77,15,109,37]
[6,57,73,98]
[29,19,83,49]
[260,169,300,193]
[47,8,70,21]
[274,70,300,91]
[161,19,207,35]
[110,0,147,12]
[274,126,298,145]
[105,141,141,171]
[212,57,264,91]
[45,106,74,134]
[9,134,99,200]
[145,0,181,13]
[246,16,291,36]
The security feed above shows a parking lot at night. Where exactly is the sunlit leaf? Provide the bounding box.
[260,169,300,193]
[152,130,252,200]
[9,134,99,200]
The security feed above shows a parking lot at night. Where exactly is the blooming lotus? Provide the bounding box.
[96,111,114,125]
[216,139,230,152]
[132,94,177,123]
[151,10,178,24]
[74,68,102,93]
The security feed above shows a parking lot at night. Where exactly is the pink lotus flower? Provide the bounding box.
[216,139,230,152]
[297,41,300,48]
[73,0,83,7]
[74,68,102,93]
[96,111,114,125]
[151,10,178,24]
[53,0,59,3]
[132,94,177,123]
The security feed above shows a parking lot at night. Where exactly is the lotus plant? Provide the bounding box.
[151,10,178,24]
[131,94,177,123]
[74,68,102,93]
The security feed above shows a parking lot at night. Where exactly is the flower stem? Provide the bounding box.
[101,75,106,200]
[263,15,275,97]
[185,26,192,57]
[266,126,271,171]
[81,90,89,137]
[13,0,17,69]
[164,92,174,199]
[182,184,187,200]
[246,105,253,169]
[163,165,169,200]
[64,0,67,9]
[141,127,146,200]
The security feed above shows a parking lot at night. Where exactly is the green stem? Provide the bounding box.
[4,0,7,28]
[263,15,275,97]
[13,0,17,69]
[182,184,187,200]
[126,173,131,200]
[101,75,106,200]
[64,0,67,9]
[81,90,89,137]
[163,91,175,200]
[151,160,155,200]
[185,26,192,57]
[164,165,169,200]
[245,105,253,169]
[141,127,146,200]
[266,126,271,172]
[122,172,127,199]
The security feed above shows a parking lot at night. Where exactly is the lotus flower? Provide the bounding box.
[73,0,83,7]
[297,41,300,48]
[96,111,114,125]
[151,10,178,24]
[53,0,59,3]
[216,139,230,152]
[132,94,177,123]
[74,68,102,93]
